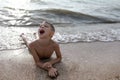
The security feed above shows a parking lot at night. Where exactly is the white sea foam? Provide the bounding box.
[53,29,120,43]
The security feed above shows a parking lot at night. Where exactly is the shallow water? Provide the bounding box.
[1,23,120,50]
[0,0,120,50]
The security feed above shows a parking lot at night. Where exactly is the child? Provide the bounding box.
[20,21,62,78]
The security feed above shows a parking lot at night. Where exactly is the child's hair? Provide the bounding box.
[45,21,55,32]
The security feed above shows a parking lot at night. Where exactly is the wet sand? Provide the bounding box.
[0,42,120,80]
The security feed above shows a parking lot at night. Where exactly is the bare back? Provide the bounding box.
[29,40,55,59]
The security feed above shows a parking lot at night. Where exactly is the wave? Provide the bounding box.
[45,9,104,20]
[1,8,120,27]
[34,9,120,23]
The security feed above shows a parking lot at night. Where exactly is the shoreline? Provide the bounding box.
[1,23,120,51]
[0,41,120,80]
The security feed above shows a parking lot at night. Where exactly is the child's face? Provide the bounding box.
[38,21,54,39]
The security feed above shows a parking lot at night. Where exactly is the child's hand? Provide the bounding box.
[48,67,58,78]
[42,62,52,70]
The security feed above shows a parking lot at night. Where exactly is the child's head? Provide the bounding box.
[38,21,55,39]
[44,21,55,32]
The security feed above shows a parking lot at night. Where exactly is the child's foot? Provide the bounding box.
[20,33,24,37]
[20,33,29,47]
[20,33,26,42]
[33,32,37,39]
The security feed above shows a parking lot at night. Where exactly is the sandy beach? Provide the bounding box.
[0,0,120,80]
[0,42,120,80]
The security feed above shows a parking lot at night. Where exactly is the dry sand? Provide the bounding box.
[0,42,120,80]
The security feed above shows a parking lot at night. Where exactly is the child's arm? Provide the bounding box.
[49,43,62,65]
[29,43,51,71]
[29,44,43,66]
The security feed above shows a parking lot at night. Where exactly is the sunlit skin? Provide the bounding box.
[20,21,62,78]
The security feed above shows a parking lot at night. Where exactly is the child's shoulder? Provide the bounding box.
[29,40,38,47]
[51,40,59,47]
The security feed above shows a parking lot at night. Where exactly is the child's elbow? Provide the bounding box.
[36,62,43,68]
[35,62,40,67]
[36,62,39,66]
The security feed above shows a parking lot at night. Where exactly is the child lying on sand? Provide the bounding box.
[20,21,62,78]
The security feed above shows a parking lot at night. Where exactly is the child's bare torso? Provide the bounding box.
[30,40,55,59]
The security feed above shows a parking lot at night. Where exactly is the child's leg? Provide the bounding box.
[20,33,29,48]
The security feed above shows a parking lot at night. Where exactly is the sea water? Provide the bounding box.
[0,0,120,50]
